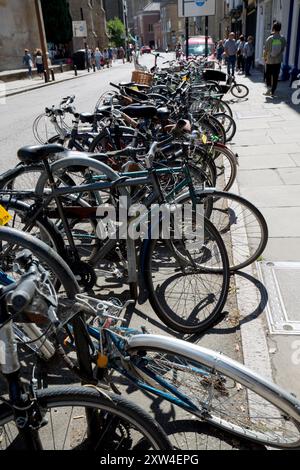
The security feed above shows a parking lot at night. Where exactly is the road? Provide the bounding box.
[0,54,247,450]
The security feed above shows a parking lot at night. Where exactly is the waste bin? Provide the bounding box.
[72,50,86,70]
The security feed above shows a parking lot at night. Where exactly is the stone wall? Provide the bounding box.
[0,0,40,71]
[68,0,108,51]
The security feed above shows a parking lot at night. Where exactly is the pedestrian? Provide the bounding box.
[216,40,224,69]
[224,32,238,76]
[91,48,96,69]
[94,48,102,70]
[119,46,125,64]
[23,49,33,79]
[103,49,109,68]
[263,21,287,97]
[108,48,113,67]
[236,35,245,74]
[34,49,44,78]
[244,36,255,76]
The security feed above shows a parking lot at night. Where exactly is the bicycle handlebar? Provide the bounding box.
[10,265,38,313]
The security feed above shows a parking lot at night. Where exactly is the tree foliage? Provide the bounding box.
[107,17,126,47]
[41,0,73,44]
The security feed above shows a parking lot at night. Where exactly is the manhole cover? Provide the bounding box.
[257,262,300,335]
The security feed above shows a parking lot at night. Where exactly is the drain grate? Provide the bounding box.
[257,262,300,335]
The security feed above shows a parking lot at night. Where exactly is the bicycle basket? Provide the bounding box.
[203,69,227,83]
[131,71,153,86]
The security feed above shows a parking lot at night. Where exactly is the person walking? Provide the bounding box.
[263,21,287,97]
[244,36,255,76]
[34,49,44,79]
[23,49,33,79]
[108,48,113,67]
[103,49,109,68]
[236,35,245,74]
[119,46,125,64]
[224,32,238,76]
[94,48,102,70]
[216,40,225,69]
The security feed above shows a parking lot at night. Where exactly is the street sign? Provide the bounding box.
[178,0,216,17]
[72,21,87,38]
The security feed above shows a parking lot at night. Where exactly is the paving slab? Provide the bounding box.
[262,238,300,262]
[289,153,300,166]
[238,154,296,170]
[260,207,300,237]
[237,169,283,187]
[277,167,300,185]
[234,143,300,156]
[241,186,300,208]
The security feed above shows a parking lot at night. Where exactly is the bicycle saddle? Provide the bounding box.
[17,144,65,164]
[80,112,104,123]
[123,105,157,119]
[157,108,170,121]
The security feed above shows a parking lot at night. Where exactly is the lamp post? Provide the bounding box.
[123,0,130,62]
[34,0,50,82]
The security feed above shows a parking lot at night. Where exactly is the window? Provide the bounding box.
[148,24,153,32]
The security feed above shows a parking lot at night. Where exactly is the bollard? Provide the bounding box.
[74,65,78,76]
[51,69,55,81]
[60,63,63,73]
[43,71,49,83]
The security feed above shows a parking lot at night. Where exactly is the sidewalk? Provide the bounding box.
[228,68,300,399]
[0,60,129,98]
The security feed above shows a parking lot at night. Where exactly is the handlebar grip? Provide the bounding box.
[110,83,121,90]
[11,278,36,313]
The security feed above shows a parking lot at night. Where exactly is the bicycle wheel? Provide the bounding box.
[196,190,269,271]
[0,198,64,260]
[231,84,249,99]
[213,113,237,143]
[0,226,77,295]
[162,420,266,450]
[211,143,238,192]
[196,116,226,145]
[143,215,230,334]
[126,335,300,449]
[0,386,171,450]
[0,163,45,192]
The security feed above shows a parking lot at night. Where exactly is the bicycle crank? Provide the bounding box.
[70,261,97,290]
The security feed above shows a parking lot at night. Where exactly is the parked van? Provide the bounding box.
[186,36,215,59]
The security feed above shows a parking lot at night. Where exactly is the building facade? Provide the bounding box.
[135,2,160,47]
[68,0,108,51]
[0,0,40,72]
[103,0,124,21]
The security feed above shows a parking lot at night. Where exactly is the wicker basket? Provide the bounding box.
[131,70,153,86]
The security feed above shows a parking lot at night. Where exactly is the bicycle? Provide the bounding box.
[2,237,298,450]
[0,143,231,334]
[0,228,172,451]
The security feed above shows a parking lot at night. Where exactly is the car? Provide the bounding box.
[140,46,152,55]
[185,36,216,61]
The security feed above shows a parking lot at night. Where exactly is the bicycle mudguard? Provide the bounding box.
[0,165,35,190]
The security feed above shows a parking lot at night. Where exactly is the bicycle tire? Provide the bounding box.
[143,215,230,334]
[0,226,78,297]
[231,84,249,99]
[213,113,237,143]
[126,334,300,449]
[0,386,172,450]
[211,143,238,192]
